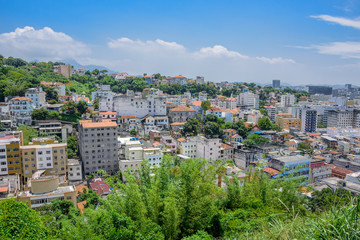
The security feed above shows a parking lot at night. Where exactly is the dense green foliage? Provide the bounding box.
[1,157,360,239]
[181,118,201,136]
[18,124,38,145]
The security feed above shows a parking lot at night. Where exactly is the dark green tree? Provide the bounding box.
[182,118,201,136]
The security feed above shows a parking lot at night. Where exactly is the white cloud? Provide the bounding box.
[255,56,296,64]
[311,14,360,29]
[0,26,90,60]
[311,41,360,58]
[195,45,249,59]
[108,37,185,52]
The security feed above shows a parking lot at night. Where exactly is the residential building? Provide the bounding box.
[177,138,197,158]
[67,159,82,182]
[78,117,118,175]
[236,92,259,109]
[20,136,67,184]
[306,85,333,95]
[327,109,360,128]
[168,105,196,122]
[264,106,276,121]
[193,136,221,161]
[168,75,187,85]
[223,129,238,142]
[91,85,114,101]
[272,79,281,89]
[18,170,76,208]
[277,117,301,130]
[220,143,234,160]
[53,64,73,78]
[89,178,111,195]
[268,155,311,183]
[8,97,34,125]
[41,81,66,96]
[280,94,295,107]
[309,156,331,183]
[234,149,256,170]
[300,108,317,132]
[0,174,20,199]
[195,76,205,84]
[25,88,46,107]
[33,121,69,142]
[100,93,167,118]
[0,135,21,176]
[198,92,208,102]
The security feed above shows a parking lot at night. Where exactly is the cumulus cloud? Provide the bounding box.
[0,26,90,60]
[311,14,360,30]
[195,45,249,59]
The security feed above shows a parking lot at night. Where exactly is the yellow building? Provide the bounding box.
[0,134,22,176]
[20,136,67,184]
[275,113,293,125]
[277,117,301,130]
[18,170,76,208]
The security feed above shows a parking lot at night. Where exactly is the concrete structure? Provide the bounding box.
[18,170,76,208]
[53,64,73,78]
[20,136,67,184]
[0,174,20,199]
[25,88,46,108]
[168,105,196,122]
[300,108,317,132]
[91,85,113,101]
[306,86,332,95]
[236,92,259,109]
[327,109,360,128]
[0,135,21,176]
[8,97,34,125]
[309,156,331,183]
[269,155,311,183]
[264,106,276,122]
[234,149,256,170]
[280,94,295,107]
[34,121,69,142]
[277,117,301,130]
[177,138,197,158]
[100,94,167,118]
[67,159,82,181]
[78,117,118,175]
[193,136,221,161]
[272,79,280,89]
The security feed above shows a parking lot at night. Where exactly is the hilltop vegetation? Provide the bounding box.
[1,156,359,239]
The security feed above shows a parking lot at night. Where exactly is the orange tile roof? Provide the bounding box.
[263,167,280,175]
[191,101,202,107]
[224,129,237,133]
[170,122,186,126]
[99,111,117,115]
[289,147,297,151]
[221,143,234,150]
[172,75,185,78]
[11,97,33,102]
[0,186,8,193]
[79,119,117,128]
[75,184,89,196]
[120,115,136,119]
[177,138,186,142]
[314,155,325,160]
[169,105,195,112]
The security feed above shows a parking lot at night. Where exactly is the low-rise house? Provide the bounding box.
[99,111,117,119]
[309,156,331,183]
[177,138,197,158]
[89,178,111,195]
[220,143,234,160]
[18,170,76,208]
[168,105,196,122]
[223,129,237,142]
[41,81,66,96]
[25,88,46,108]
[0,174,20,199]
[67,159,82,182]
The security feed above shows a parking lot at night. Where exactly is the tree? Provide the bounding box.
[61,101,78,115]
[18,124,38,145]
[317,123,326,128]
[67,136,77,158]
[181,118,201,136]
[204,122,223,138]
[76,101,88,115]
[0,199,48,239]
[259,108,268,116]
[130,129,138,136]
[201,100,211,115]
[258,117,272,130]
[243,134,269,148]
[31,108,49,120]
[43,86,58,102]
[232,121,250,139]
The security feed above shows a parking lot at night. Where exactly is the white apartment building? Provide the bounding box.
[177,138,197,158]
[193,136,221,161]
[264,106,276,122]
[67,159,82,181]
[8,97,35,125]
[236,92,259,109]
[91,85,114,101]
[280,94,296,107]
[25,88,46,108]
[99,95,167,118]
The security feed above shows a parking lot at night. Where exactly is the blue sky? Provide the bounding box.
[1,0,360,85]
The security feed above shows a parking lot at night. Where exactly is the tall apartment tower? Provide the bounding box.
[272,79,280,89]
[301,108,317,132]
[78,117,118,175]
[280,94,296,107]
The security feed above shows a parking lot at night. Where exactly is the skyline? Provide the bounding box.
[1,0,360,84]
